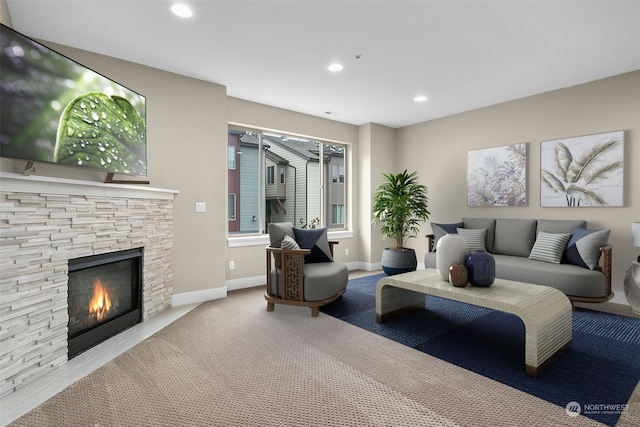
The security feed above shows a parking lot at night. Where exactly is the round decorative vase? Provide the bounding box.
[624,262,640,314]
[435,233,468,281]
[381,248,417,276]
[466,250,495,287]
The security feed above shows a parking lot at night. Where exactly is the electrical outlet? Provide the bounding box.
[345,248,349,256]
[229,261,235,270]
[195,202,206,212]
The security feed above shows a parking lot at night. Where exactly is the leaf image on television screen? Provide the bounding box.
[54,92,146,175]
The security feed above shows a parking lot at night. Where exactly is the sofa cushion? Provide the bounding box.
[430,222,464,251]
[269,222,296,268]
[293,227,333,263]
[268,261,348,301]
[302,262,348,301]
[494,218,537,257]
[537,219,586,234]
[268,222,295,247]
[462,218,496,253]
[457,228,487,252]
[529,231,571,264]
[493,254,607,298]
[565,226,610,269]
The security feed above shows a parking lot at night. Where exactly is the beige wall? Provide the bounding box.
[1,8,230,296]
[396,71,640,304]
[2,2,638,305]
[358,123,397,265]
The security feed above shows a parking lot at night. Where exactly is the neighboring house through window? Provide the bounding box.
[227,128,347,234]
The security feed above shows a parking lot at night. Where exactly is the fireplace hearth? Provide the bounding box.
[68,248,143,358]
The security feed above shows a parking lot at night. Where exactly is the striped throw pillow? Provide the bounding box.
[529,231,571,264]
[280,234,300,250]
[456,228,487,253]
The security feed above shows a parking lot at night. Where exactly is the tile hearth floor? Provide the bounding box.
[0,303,200,427]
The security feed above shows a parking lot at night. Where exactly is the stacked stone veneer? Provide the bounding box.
[0,183,175,397]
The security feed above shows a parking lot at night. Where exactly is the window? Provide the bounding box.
[266,166,275,184]
[228,145,236,170]
[332,204,345,226]
[332,164,345,183]
[228,194,236,220]
[227,128,347,235]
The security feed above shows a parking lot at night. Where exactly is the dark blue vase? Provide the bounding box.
[466,250,495,287]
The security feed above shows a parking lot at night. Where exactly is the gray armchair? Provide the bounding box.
[265,222,348,316]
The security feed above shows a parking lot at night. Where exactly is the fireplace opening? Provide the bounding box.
[67,248,142,358]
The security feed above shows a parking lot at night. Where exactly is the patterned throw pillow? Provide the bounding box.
[293,227,333,263]
[564,227,610,269]
[529,231,571,264]
[431,222,464,252]
[280,235,300,250]
[456,228,487,252]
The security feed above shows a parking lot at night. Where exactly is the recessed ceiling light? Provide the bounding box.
[414,95,428,102]
[328,63,343,72]
[171,4,193,18]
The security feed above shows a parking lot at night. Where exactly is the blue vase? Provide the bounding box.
[466,250,495,287]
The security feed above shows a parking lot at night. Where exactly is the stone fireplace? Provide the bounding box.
[0,173,178,397]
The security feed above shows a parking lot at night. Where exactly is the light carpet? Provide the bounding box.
[7,286,637,426]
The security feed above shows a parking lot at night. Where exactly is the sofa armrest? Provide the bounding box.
[426,234,434,252]
[600,244,613,299]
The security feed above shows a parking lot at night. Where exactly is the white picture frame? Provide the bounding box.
[467,143,527,207]
[540,130,624,207]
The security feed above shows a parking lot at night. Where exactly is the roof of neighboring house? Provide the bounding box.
[263,135,320,162]
[266,150,288,164]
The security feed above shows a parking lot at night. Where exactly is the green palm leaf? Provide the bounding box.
[54,92,146,175]
[553,143,572,181]
[566,185,607,206]
[584,160,623,185]
[566,139,619,183]
[541,170,566,194]
[372,170,430,249]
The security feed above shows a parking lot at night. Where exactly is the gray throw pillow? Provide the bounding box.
[564,227,610,269]
[268,222,295,248]
[457,228,487,253]
[280,235,300,250]
[431,222,463,252]
[528,231,571,264]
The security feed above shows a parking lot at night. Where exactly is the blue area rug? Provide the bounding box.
[321,273,640,426]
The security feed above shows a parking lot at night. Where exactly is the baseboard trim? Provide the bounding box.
[172,286,227,306]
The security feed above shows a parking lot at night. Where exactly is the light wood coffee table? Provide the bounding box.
[376,268,572,377]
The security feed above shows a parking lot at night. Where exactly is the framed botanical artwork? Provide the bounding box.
[540,130,624,207]
[467,143,527,207]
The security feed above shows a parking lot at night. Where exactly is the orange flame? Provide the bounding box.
[88,278,112,322]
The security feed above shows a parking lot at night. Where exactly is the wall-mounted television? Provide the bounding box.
[0,24,147,177]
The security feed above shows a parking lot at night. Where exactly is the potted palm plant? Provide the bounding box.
[372,169,430,275]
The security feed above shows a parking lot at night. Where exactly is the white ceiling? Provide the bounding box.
[7,1,640,128]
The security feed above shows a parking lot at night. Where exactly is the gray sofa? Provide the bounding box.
[424,218,613,304]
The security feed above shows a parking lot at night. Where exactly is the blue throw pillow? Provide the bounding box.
[293,227,333,263]
[564,226,610,269]
[431,222,463,252]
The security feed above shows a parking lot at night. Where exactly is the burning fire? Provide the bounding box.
[89,278,112,322]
